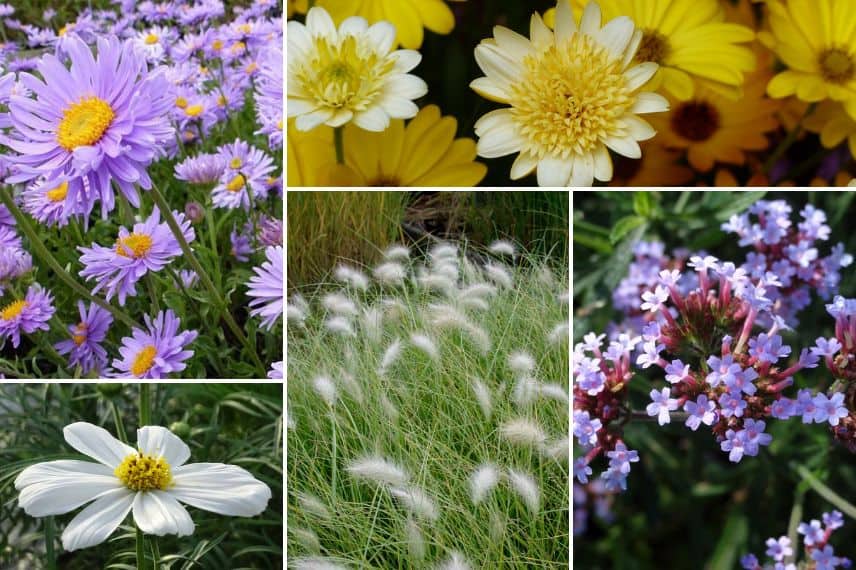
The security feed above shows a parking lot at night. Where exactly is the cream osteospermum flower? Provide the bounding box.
[288,7,428,132]
[14,422,272,551]
[470,1,668,186]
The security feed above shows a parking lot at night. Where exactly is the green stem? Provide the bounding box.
[144,274,161,314]
[330,410,338,499]
[0,188,139,330]
[136,526,147,570]
[148,182,266,377]
[110,400,129,443]
[45,516,56,570]
[334,127,344,164]
[140,384,151,426]
[150,536,161,570]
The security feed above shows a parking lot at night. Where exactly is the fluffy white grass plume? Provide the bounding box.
[378,338,403,376]
[291,557,350,570]
[334,265,369,291]
[428,305,491,354]
[435,552,472,570]
[390,485,439,522]
[286,409,295,430]
[346,455,409,487]
[471,378,493,419]
[456,283,497,307]
[380,393,399,422]
[559,290,569,305]
[536,264,557,287]
[506,469,540,514]
[410,332,440,361]
[469,463,499,505]
[512,376,540,406]
[405,516,426,561]
[548,322,569,345]
[431,261,460,282]
[287,300,308,326]
[381,297,407,320]
[297,492,332,520]
[488,239,516,257]
[499,418,547,448]
[429,243,458,263]
[490,512,506,542]
[290,526,321,552]
[324,316,354,336]
[508,351,536,376]
[373,261,406,285]
[416,271,456,295]
[312,376,338,406]
[339,372,364,404]
[384,244,410,261]
[544,437,570,461]
[361,307,383,344]
[538,382,569,404]
[483,263,513,289]
[322,293,358,316]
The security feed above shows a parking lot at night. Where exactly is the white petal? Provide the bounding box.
[631,92,669,114]
[287,98,318,117]
[339,16,368,38]
[306,7,337,41]
[390,50,421,73]
[15,460,120,516]
[625,63,658,91]
[595,16,634,58]
[623,115,656,141]
[170,463,272,517]
[326,108,354,128]
[63,422,136,469]
[386,74,428,99]
[603,135,641,158]
[529,13,553,49]
[536,156,573,187]
[510,151,538,179]
[61,488,135,552]
[593,145,613,182]
[296,108,334,131]
[380,96,419,119]
[571,153,595,187]
[555,0,578,42]
[493,26,534,62]
[354,106,390,131]
[475,110,521,158]
[136,426,191,468]
[474,43,522,89]
[133,491,195,537]
[469,77,511,102]
[286,21,313,60]
[366,21,395,54]
[579,2,602,35]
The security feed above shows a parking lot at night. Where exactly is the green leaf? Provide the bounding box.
[609,215,647,244]
[707,510,748,570]
[714,191,768,221]
[633,191,652,217]
[792,463,856,519]
[573,231,613,254]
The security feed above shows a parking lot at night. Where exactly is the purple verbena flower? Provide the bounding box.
[765,536,792,562]
[812,392,849,426]
[573,410,601,448]
[646,387,678,425]
[574,457,592,484]
[684,395,717,431]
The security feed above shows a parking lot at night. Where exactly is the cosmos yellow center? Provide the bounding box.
[185,104,204,117]
[131,345,157,376]
[226,174,246,192]
[509,34,632,158]
[115,233,153,258]
[635,30,671,64]
[672,100,720,142]
[145,33,159,45]
[72,323,87,346]
[295,35,395,111]
[57,97,115,151]
[819,47,854,83]
[115,452,172,491]
[46,181,69,202]
[1,300,28,320]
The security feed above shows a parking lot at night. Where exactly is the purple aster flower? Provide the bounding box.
[230,227,252,262]
[177,269,198,289]
[0,247,31,295]
[257,215,283,247]
[113,309,198,379]
[54,301,112,375]
[765,536,792,562]
[0,285,55,348]
[646,387,678,425]
[721,428,746,462]
[824,510,844,531]
[0,225,22,250]
[254,43,283,149]
[813,392,849,426]
[606,442,639,474]
[574,457,592,484]
[798,519,825,546]
[247,245,282,331]
[748,333,791,364]
[573,410,601,448]
[21,178,75,227]
[132,25,178,63]
[5,35,174,219]
[78,207,194,305]
[684,395,717,431]
[719,393,748,418]
[174,152,226,184]
[268,360,283,380]
[211,139,276,211]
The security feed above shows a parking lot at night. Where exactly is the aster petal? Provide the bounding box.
[170,463,272,517]
[15,460,120,516]
[339,16,369,38]
[132,491,195,537]
[529,14,553,50]
[61,487,135,552]
[63,422,136,469]
[390,50,422,74]
[474,109,521,158]
[136,426,191,468]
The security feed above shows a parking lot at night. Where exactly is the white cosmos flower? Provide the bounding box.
[287,7,428,132]
[14,422,272,551]
[469,1,669,186]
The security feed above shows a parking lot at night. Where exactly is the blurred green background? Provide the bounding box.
[573,191,856,569]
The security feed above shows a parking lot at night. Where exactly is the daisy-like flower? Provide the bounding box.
[0,248,31,296]
[211,140,276,211]
[14,422,271,551]
[0,285,55,348]
[545,0,756,100]
[113,309,198,379]
[54,301,112,376]
[255,44,283,149]
[22,178,75,227]
[470,1,668,186]
[247,245,283,331]
[804,102,856,158]
[318,0,460,49]
[78,207,195,306]
[132,25,177,63]
[287,7,428,132]
[5,35,174,219]
[763,0,856,118]
[174,153,226,184]
[287,105,487,186]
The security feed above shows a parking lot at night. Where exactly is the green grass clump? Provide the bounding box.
[287,191,407,288]
[287,243,569,568]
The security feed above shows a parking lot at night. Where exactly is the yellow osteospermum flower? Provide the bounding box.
[286,0,307,18]
[804,102,856,158]
[470,1,668,187]
[318,0,461,49]
[763,0,856,119]
[546,0,756,100]
[287,106,487,187]
[287,7,428,132]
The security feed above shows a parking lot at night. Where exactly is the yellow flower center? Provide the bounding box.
[231,41,246,54]
[229,157,243,169]
[175,96,188,109]
[115,452,172,491]
[217,94,227,107]
[635,30,671,65]
[671,100,720,142]
[1,300,28,320]
[819,47,854,84]
[58,25,68,36]
[130,345,158,377]
[212,39,223,51]
[245,62,259,74]
[185,104,204,117]
[46,181,69,202]
[239,23,252,34]
[226,174,246,192]
[115,233,154,258]
[145,33,159,45]
[509,34,632,158]
[56,97,115,151]
[294,35,395,112]
[72,323,87,346]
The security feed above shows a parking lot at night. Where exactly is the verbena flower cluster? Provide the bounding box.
[741,510,850,570]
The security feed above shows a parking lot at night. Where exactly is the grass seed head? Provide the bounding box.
[346,455,409,487]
